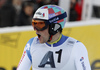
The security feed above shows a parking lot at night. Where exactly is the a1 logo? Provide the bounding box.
[38,49,62,68]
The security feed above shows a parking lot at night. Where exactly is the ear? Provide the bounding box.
[49,23,62,35]
[54,24,60,31]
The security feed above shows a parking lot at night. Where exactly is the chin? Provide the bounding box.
[39,40,47,44]
[39,41,45,44]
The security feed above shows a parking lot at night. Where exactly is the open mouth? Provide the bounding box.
[37,34,41,39]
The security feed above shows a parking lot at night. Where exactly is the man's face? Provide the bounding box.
[32,20,50,43]
[35,27,50,43]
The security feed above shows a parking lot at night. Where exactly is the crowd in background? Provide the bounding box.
[0,0,100,27]
[69,0,100,21]
[0,0,59,27]
[69,0,83,21]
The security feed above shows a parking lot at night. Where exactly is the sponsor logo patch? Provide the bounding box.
[36,12,45,17]
[80,57,86,70]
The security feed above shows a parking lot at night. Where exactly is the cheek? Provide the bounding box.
[42,29,49,38]
[43,31,49,38]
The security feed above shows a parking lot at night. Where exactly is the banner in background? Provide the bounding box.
[0,24,100,70]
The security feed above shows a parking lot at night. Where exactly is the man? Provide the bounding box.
[15,2,34,26]
[17,5,91,70]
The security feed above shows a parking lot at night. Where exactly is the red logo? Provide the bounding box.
[80,57,84,61]
[43,13,45,17]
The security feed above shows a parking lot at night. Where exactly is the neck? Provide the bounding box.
[47,32,62,44]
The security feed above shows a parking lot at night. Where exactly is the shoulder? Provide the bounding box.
[68,37,88,58]
[64,36,86,51]
[68,37,87,51]
[71,39,88,56]
[25,37,39,49]
[27,37,35,44]
[64,36,78,46]
[27,36,39,44]
[74,41,87,53]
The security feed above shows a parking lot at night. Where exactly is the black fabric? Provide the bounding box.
[49,23,62,35]
[15,11,32,26]
[69,8,78,21]
[0,0,16,27]
[93,6,100,18]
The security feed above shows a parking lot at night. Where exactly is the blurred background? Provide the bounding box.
[0,0,100,70]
